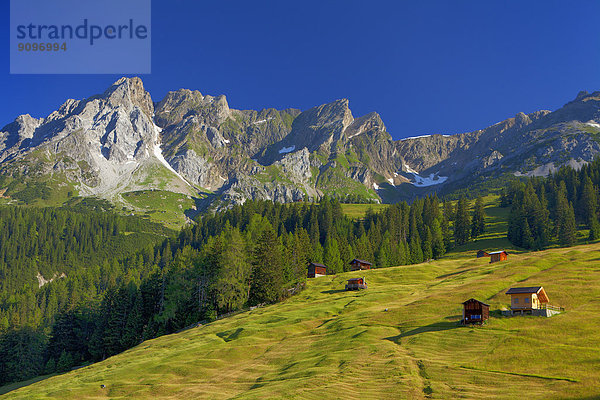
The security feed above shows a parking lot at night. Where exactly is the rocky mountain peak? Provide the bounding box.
[345,111,387,140]
[155,89,231,127]
[103,77,154,119]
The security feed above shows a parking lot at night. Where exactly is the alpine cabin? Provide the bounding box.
[506,286,554,315]
[476,250,489,258]
[307,262,327,278]
[349,259,372,271]
[345,277,367,290]
[489,250,508,263]
[462,298,490,324]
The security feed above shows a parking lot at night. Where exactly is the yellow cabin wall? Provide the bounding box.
[510,293,539,309]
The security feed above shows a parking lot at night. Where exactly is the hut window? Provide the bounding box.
[524,298,529,303]
[513,298,518,304]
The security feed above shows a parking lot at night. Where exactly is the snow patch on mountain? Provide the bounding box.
[400,134,451,141]
[153,124,191,186]
[279,145,296,154]
[411,173,448,187]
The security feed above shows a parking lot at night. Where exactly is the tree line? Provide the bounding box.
[503,158,600,249]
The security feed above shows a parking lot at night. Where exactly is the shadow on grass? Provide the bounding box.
[216,327,243,342]
[321,289,346,294]
[436,267,476,279]
[385,321,462,343]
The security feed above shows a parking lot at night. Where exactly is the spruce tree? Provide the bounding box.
[521,218,534,249]
[324,236,343,273]
[431,218,445,259]
[471,196,486,239]
[559,203,577,246]
[249,227,284,305]
[454,196,471,245]
[580,176,598,228]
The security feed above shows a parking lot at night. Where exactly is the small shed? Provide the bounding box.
[476,250,489,258]
[307,262,327,278]
[349,259,372,271]
[489,250,508,263]
[462,298,490,324]
[345,277,367,290]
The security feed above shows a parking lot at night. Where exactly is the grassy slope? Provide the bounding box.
[6,252,600,397]
[5,197,600,399]
[120,190,197,230]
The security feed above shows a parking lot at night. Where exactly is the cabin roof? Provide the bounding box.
[505,286,542,294]
[350,258,372,265]
[462,298,490,306]
[309,262,327,268]
[506,286,549,302]
[488,250,507,255]
[347,277,364,282]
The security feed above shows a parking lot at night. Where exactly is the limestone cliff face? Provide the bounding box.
[1,77,600,208]
[0,77,191,198]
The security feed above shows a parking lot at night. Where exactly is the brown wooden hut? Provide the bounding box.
[349,259,372,271]
[462,298,490,324]
[345,277,367,290]
[476,250,489,258]
[307,262,327,278]
[489,250,508,263]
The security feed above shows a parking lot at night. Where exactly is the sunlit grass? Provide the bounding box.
[7,240,600,399]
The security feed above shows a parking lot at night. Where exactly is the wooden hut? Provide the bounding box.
[505,286,562,316]
[489,250,508,263]
[505,286,548,313]
[476,250,489,258]
[349,259,372,271]
[462,298,490,324]
[307,262,327,278]
[345,277,367,290]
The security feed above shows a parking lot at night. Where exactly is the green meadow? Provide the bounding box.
[5,239,600,399]
[121,190,197,229]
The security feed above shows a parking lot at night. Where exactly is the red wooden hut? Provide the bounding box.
[462,298,490,324]
[307,262,327,278]
[345,277,367,290]
[489,250,508,263]
[349,259,372,271]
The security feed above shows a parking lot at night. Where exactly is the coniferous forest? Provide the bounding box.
[0,194,486,385]
[504,158,600,249]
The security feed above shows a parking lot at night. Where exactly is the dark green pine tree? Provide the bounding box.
[471,196,486,239]
[556,183,577,246]
[559,203,577,246]
[440,213,453,251]
[430,218,445,259]
[589,218,600,241]
[44,357,56,374]
[323,235,343,273]
[408,212,423,264]
[213,228,252,313]
[56,350,74,373]
[249,227,284,305]
[120,290,144,349]
[454,196,471,245]
[521,218,534,249]
[580,176,598,229]
[422,227,433,261]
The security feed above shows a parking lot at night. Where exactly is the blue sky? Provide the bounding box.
[2,1,599,139]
